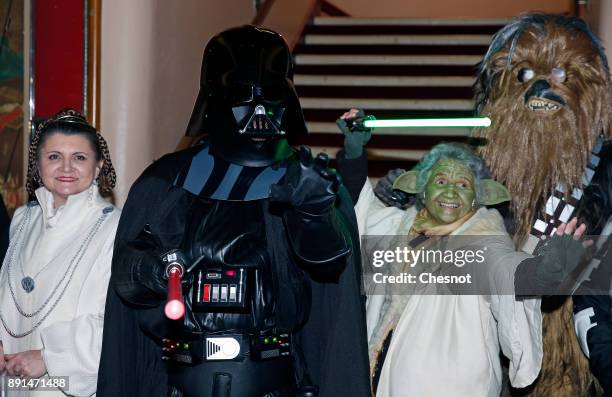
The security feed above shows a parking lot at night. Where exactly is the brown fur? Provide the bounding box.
[534,300,593,397]
[475,19,612,245]
[474,15,612,397]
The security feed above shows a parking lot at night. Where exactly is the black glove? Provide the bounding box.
[514,234,587,295]
[271,145,341,215]
[146,248,192,297]
[374,168,413,209]
[335,109,373,159]
[114,223,194,306]
[271,145,349,275]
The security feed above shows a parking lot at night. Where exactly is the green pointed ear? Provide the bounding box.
[479,179,511,205]
[393,171,419,193]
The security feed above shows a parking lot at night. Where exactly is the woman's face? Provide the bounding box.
[424,159,476,225]
[38,132,103,207]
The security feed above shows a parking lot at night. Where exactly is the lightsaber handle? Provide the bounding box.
[164,263,185,320]
[348,115,376,132]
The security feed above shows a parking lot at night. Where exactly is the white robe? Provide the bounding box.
[0,186,120,396]
[356,180,543,397]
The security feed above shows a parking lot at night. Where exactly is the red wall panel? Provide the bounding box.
[34,0,84,118]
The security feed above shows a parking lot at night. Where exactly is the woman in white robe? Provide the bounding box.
[348,142,588,397]
[0,109,120,396]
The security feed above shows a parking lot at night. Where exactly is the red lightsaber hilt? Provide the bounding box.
[164,263,185,320]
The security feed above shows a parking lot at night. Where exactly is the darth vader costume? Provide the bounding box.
[0,194,8,264]
[97,26,370,397]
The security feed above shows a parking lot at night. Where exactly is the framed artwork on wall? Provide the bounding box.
[0,0,28,213]
[0,0,100,213]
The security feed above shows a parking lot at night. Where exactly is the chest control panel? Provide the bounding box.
[251,332,291,361]
[192,267,249,311]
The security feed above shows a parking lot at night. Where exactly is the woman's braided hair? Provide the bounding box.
[26,108,117,196]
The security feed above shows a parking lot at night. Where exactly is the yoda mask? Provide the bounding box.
[392,143,511,235]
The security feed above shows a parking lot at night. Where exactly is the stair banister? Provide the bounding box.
[253,0,320,50]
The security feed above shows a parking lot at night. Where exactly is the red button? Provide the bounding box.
[203,284,211,302]
[225,270,236,277]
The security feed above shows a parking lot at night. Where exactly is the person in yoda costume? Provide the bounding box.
[335,110,591,397]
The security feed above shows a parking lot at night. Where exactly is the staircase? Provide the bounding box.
[292,17,508,176]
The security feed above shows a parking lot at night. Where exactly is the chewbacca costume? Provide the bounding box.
[474,14,612,397]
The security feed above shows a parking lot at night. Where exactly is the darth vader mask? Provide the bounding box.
[186,25,307,167]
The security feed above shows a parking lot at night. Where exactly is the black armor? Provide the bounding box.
[98,26,370,397]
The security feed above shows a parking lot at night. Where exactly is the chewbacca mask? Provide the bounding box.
[474,14,612,244]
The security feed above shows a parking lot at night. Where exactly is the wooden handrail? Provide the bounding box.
[252,0,277,26]
[320,0,350,17]
[252,0,319,50]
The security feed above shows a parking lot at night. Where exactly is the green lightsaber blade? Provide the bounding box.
[362,117,491,128]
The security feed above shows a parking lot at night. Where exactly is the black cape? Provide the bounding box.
[97,145,371,397]
[0,194,9,264]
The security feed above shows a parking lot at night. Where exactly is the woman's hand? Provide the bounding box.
[4,350,47,379]
[555,216,593,247]
[0,341,6,373]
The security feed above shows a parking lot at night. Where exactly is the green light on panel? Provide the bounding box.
[362,117,491,128]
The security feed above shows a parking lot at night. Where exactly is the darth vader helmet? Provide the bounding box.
[186,25,307,166]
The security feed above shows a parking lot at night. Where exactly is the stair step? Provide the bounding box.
[300,98,474,110]
[310,146,428,161]
[293,16,493,174]
[305,25,503,35]
[313,17,510,26]
[304,34,492,45]
[299,133,471,149]
[306,122,472,137]
[296,85,472,99]
[294,75,475,86]
[303,109,476,121]
[352,160,418,177]
[295,54,482,65]
[295,64,478,76]
[299,134,475,166]
[294,44,488,55]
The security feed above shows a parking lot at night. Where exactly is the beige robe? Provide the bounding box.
[0,186,120,396]
[356,180,543,397]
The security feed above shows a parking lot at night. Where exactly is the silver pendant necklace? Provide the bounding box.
[3,202,35,293]
[0,204,113,338]
[14,204,82,293]
[21,276,35,293]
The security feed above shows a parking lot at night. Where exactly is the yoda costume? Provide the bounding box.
[356,180,543,397]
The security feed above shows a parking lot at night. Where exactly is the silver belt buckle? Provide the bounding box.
[205,336,241,360]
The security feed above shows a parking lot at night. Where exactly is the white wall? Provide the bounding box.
[599,1,612,64]
[100,0,254,205]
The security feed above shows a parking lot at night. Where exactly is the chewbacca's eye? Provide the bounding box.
[517,68,535,83]
[551,67,566,83]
